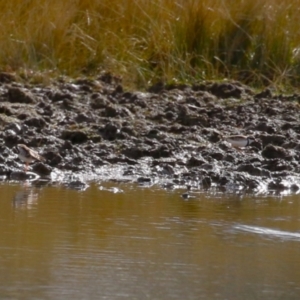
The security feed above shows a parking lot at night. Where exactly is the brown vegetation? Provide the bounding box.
[0,0,300,89]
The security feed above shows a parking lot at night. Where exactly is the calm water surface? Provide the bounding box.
[0,182,300,299]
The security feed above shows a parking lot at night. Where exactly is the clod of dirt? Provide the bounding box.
[262,144,292,160]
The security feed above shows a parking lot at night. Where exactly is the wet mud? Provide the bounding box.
[1,72,300,194]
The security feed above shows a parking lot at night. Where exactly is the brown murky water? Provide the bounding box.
[0,182,300,299]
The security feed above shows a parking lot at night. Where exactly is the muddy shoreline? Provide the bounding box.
[0,72,300,194]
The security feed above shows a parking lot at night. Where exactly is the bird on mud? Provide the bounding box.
[224,135,256,149]
[16,144,45,172]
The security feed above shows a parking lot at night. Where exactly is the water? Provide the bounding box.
[0,182,300,299]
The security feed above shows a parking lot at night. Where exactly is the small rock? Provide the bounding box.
[187,156,206,167]
[48,91,73,102]
[0,72,16,83]
[65,180,89,191]
[61,130,88,144]
[290,184,299,192]
[262,144,291,159]
[254,88,272,100]
[202,176,212,188]
[5,123,22,134]
[260,134,286,147]
[44,151,63,166]
[7,87,36,103]
[137,177,152,184]
[32,162,52,176]
[99,122,120,140]
[209,82,243,99]
[268,180,286,191]
[24,117,46,128]
[237,163,271,178]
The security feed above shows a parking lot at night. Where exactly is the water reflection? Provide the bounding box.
[12,186,39,209]
[234,224,300,241]
[0,183,299,299]
[11,179,51,210]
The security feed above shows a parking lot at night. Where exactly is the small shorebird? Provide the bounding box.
[17,144,45,171]
[225,135,256,149]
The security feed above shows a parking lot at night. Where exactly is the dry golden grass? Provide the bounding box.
[0,0,300,89]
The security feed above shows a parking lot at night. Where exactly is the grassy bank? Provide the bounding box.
[0,0,300,89]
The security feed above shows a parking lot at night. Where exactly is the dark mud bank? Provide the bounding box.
[1,73,300,194]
